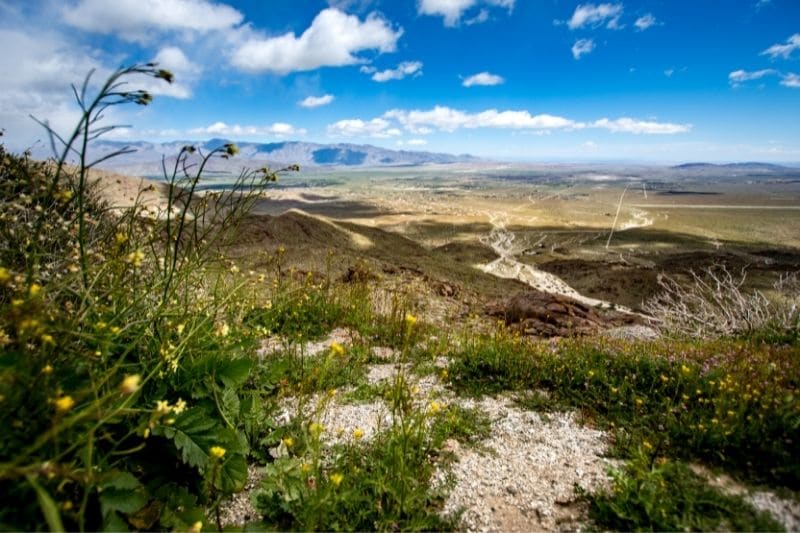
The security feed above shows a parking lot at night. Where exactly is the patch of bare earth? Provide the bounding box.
[435,396,617,532]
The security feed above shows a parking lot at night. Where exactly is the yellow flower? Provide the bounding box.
[54,395,75,413]
[353,428,364,440]
[209,446,226,459]
[0,267,10,283]
[309,422,325,437]
[176,323,185,335]
[635,398,644,406]
[587,370,595,378]
[172,398,187,414]
[126,249,145,267]
[643,440,653,450]
[330,342,345,357]
[660,374,669,383]
[327,388,337,398]
[405,313,417,328]
[681,364,690,374]
[301,462,311,473]
[216,323,230,337]
[155,400,171,414]
[41,364,54,375]
[428,401,443,415]
[610,386,619,394]
[189,521,203,533]
[329,473,343,487]
[41,334,54,345]
[115,232,128,245]
[119,374,141,394]
[440,369,449,380]
[29,283,42,297]
[282,437,294,448]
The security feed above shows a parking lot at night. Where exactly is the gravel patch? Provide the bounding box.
[435,396,616,532]
[218,464,265,528]
[258,327,358,357]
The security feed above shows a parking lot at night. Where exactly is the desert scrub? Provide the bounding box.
[0,66,292,530]
[585,452,783,531]
[448,332,800,488]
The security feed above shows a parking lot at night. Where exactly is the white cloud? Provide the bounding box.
[368,61,423,82]
[231,8,402,74]
[567,3,623,30]
[63,0,243,41]
[781,73,800,88]
[189,121,306,137]
[326,118,401,138]
[728,68,777,86]
[397,138,428,146]
[462,71,505,87]
[417,0,514,27]
[571,38,595,59]
[761,33,800,60]
[664,68,675,78]
[299,94,335,108]
[383,106,580,133]
[592,117,691,134]
[634,13,657,31]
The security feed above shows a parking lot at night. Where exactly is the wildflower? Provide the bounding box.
[224,143,239,156]
[440,369,449,380]
[230,265,240,274]
[0,329,10,347]
[327,388,337,398]
[155,400,171,415]
[330,342,345,357]
[56,190,73,202]
[681,364,690,374]
[42,364,53,375]
[428,401,443,415]
[216,322,230,337]
[176,323,185,335]
[41,334,54,345]
[643,440,653,450]
[282,437,294,448]
[209,446,226,459]
[405,313,417,328]
[120,374,141,394]
[635,398,644,406]
[610,386,619,394]
[353,428,364,440]
[155,69,174,83]
[126,249,145,267]
[189,521,203,533]
[329,473,344,487]
[301,462,311,473]
[54,395,75,413]
[660,374,669,383]
[115,232,128,245]
[587,370,595,378]
[28,283,42,297]
[173,398,187,414]
[0,267,10,283]
[309,422,325,437]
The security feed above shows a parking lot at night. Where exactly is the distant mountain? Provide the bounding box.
[75,139,480,176]
[672,162,791,172]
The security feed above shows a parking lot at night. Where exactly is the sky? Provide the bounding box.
[1,0,799,163]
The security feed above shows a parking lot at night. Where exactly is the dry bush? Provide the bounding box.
[644,266,799,339]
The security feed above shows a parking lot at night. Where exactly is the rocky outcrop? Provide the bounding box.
[487,290,640,337]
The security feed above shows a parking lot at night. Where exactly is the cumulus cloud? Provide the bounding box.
[299,94,335,108]
[134,46,200,99]
[781,73,800,88]
[592,117,691,134]
[462,71,505,86]
[231,8,402,74]
[567,3,623,30]
[189,121,306,137]
[62,0,243,41]
[331,106,691,137]
[728,68,777,86]
[365,61,423,82]
[326,118,401,138]
[761,33,800,60]
[383,106,580,133]
[634,13,657,31]
[417,0,514,27]
[571,38,595,59]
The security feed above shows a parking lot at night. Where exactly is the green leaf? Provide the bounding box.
[100,488,147,514]
[26,475,65,533]
[221,386,240,423]
[153,407,217,471]
[216,453,248,493]
[217,358,253,389]
[100,471,141,491]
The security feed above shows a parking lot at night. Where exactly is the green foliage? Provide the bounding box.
[586,453,782,531]
[448,332,800,488]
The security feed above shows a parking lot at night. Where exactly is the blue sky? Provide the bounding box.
[1,0,799,162]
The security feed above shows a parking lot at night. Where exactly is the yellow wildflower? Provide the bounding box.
[126,249,145,267]
[588,370,595,378]
[176,323,185,335]
[0,267,10,283]
[643,440,653,450]
[330,342,345,357]
[216,322,230,337]
[405,313,417,328]
[115,232,128,245]
[155,400,171,415]
[353,428,364,440]
[41,334,54,345]
[209,446,226,459]
[282,437,294,448]
[172,398,187,414]
[681,364,690,374]
[29,283,42,297]
[428,401,443,415]
[329,473,343,487]
[120,374,141,394]
[309,422,325,437]
[189,521,203,533]
[635,398,644,406]
[42,364,54,375]
[54,395,75,413]
[301,462,311,473]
